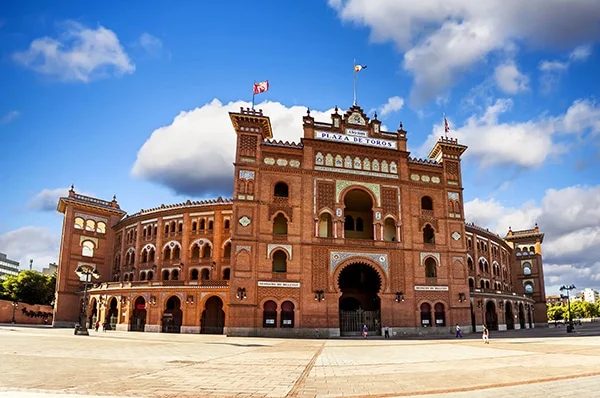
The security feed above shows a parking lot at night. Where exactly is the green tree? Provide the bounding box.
[1,271,55,305]
[547,304,565,321]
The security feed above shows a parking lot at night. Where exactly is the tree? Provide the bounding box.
[547,304,565,321]
[1,271,55,305]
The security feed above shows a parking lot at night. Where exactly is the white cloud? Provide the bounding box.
[328,0,600,104]
[494,61,529,94]
[138,33,163,57]
[379,96,404,117]
[465,185,600,294]
[539,45,593,91]
[0,110,20,125]
[12,21,135,83]
[28,187,93,212]
[131,100,338,196]
[0,227,60,272]
[419,97,600,169]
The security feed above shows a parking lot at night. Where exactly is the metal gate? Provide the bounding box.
[340,309,381,336]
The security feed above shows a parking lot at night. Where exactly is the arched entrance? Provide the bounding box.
[343,189,374,240]
[338,262,381,336]
[527,306,533,328]
[106,298,118,330]
[485,301,498,331]
[201,296,225,334]
[162,296,182,333]
[505,302,514,330]
[130,297,146,332]
[88,298,97,329]
[518,303,526,329]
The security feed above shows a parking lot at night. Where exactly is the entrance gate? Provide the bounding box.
[340,309,381,336]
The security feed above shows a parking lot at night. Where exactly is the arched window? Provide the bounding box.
[192,221,197,231]
[479,259,485,273]
[469,278,474,289]
[355,217,364,232]
[524,283,534,294]
[420,303,431,327]
[74,217,84,229]
[273,214,288,235]
[190,269,199,280]
[272,250,287,273]
[162,270,170,281]
[149,249,155,262]
[202,244,212,258]
[467,257,474,271]
[130,252,135,265]
[434,303,445,327]
[318,213,333,238]
[85,220,95,232]
[173,246,181,260]
[178,222,183,233]
[171,270,179,281]
[485,280,490,289]
[164,246,171,260]
[222,268,230,280]
[425,258,437,278]
[124,274,129,282]
[82,241,94,257]
[140,272,146,281]
[208,220,214,230]
[200,219,206,230]
[191,244,200,259]
[523,263,532,275]
[480,280,485,289]
[147,271,154,281]
[96,222,106,234]
[274,182,289,198]
[224,219,230,229]
[423,224,435,244]
[383,218,395,241]
[263,300,277,328]
[467,238,472,248]
[141,250,148,263]
[164,224,169,234]
[170,221,176,233]
[281,301,295,328]
[223,242,231,258]
[201,268,210,280]
[421,196,433,211]
[344,215,355,231]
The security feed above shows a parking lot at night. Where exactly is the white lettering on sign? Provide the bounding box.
[314,131,397,150]
[345,128,368,138]
[414,285,449,291]
[258,281,301,288]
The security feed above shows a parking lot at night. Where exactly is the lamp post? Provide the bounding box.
[10,300,18,324]
[560,284,576,333]
[75,264,100,336]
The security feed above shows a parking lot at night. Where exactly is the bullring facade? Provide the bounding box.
[53,104,547,337]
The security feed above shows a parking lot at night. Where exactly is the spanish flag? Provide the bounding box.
[354,64,367,72]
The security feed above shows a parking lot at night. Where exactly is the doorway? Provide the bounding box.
[338,262,381,336]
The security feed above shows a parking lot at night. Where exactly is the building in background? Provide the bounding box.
[52,104,547,336]
[582,288,599,304]
[0,253,19,278]
[42,263,58,276]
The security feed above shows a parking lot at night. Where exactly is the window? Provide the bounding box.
[173,246,181,260]
[208,220,214,230]
[96,222,106,234]
[191,244,200,259]
[468,257,474,271]
[201,268,210,280]
[171,270,179,281]
[434,303,445,327]
[523,263,532,276]
[192,221,197,231]
[272,250,287,273]
[178,223,183,233]
[273,214,288,235]
[423,224,435,244]
[222,268,230,280]
[224,219,230,229]
[85,220,95,232]
[421,196,433,211]
[191,269,199,280]
[202,244,212,258]
[263,300,277,328]
[163,246,171,260]
[147,271,154,281]
[318,213,333,238]
[74,217,84,229]
[140,272,146,281]
[274,182,289,198]
[148,249,155,262]
[344,215,355,231]
[82,241,94,257]
[524,283,534,294]
[425,258,437,278]
[281,301,295,328]
[469,278,474,289]
[223,242,231,258]
[200,219,206,230]
[162,270,170,281]
[383,218,395,241]
[141,250,148,263]
[355,217,364,232]
[420,303,431,327]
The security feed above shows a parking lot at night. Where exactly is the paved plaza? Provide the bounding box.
[1,325,600,398]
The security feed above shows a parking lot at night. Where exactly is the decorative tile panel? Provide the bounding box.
[267,244,293,260]
[330,251,388,274]
[236,245,251,253]
[239,170,255,180]
[420,252,441,266]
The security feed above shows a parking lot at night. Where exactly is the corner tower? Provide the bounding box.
[54,186,126,327]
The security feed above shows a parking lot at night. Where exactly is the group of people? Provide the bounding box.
[359,324,491,343]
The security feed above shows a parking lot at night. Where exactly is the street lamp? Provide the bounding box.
[559,284,576,333]
[74,264,101,336]
[10,300,18,324]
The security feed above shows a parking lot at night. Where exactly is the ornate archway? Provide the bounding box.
[338,262,382,336]
[162,296,182,333]
[201,296,225,334]
[485,301,498,331]
[130,296,146,332]
[505,301,514,330]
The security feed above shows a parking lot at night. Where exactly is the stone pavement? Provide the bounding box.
[1,324,600,398]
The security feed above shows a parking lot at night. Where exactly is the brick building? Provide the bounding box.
[53,104,547,336]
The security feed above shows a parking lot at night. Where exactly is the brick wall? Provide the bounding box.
[0,299,53,324]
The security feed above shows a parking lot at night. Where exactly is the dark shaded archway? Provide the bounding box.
[519,303,526,329]
[106,298,118,330]
[162,296,182,333]
[485,301,498,331]
[505,302,514,330]
[88,298,97,329]
[343,189,374,240]
[338,262,381,336]
[201,296,225,334]
[131,296,146,332]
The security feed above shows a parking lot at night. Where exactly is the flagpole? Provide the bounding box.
[353,59,357,106]
[252,80,256,110]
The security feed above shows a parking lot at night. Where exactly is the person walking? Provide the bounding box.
[482,325,489,344]
[455,324,463,338]
[384,326,390,339]
[95,321,100,332]
[362,324,368,338]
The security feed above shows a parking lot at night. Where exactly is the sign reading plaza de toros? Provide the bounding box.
[314,129,398,149]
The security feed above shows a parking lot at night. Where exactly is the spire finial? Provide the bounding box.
[335,106,338,114]
[374,111,378,120]
[306,108,311,116]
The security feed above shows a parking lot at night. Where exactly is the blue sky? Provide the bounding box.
[1,0,600,294]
